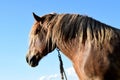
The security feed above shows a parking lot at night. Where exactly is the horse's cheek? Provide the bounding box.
[36,38,46,51]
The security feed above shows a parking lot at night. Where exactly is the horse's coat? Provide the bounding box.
[26,13,120,80]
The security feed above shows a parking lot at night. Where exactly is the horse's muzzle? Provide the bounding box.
[26,54,39,67]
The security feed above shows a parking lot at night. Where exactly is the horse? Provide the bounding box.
[26,12,120,80]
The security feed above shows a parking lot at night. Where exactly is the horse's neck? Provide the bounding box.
[56,38,80,61]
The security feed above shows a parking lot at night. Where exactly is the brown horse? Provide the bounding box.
[26,13,120,80]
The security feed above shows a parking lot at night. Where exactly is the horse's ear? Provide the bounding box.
[33,12,42,22]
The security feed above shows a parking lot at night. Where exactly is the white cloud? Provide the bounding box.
[39,76,46,80]
[66,67,78,80]
[39,74,59,80]
[39,67,78,80]
[66,67,76,76]
[47,74,59,80]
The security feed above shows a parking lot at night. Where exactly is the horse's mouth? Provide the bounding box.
[26,55,41,67]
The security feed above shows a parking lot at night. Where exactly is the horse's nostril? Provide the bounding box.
[26,55,37,66]
[30,56,36,64]
[28,55,39,67]
[26,52,40,67]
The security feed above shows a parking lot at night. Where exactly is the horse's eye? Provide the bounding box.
[35,27,40,35]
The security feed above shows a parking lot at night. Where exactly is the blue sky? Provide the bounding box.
[0,0,120,80]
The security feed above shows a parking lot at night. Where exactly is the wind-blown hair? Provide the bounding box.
[43,13,120,49]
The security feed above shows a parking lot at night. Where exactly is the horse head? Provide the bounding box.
[26,13,56,67]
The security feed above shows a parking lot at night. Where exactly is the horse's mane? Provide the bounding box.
[41,13,120,48]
